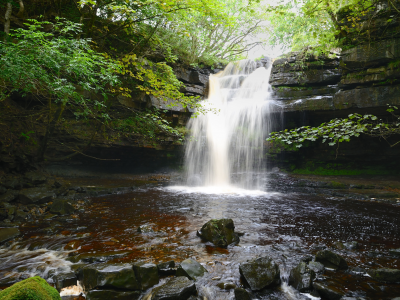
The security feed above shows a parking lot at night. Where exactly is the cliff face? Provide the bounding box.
[268,1,400,174]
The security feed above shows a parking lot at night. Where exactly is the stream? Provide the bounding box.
[1,174,399,299]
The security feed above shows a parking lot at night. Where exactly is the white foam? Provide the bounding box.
[166,185,272,196]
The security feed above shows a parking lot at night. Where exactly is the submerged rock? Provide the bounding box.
[367,268,400,283]
[79,263,140,291]
[239,256,280,291]
[176,258,208,281]
[197,219,240,248]
[86,289,141,300]
[50,199,75,215]
[0,227,20,244]
[152,276,196,300]
[289,261,316,291]
[315,250,348,270]
[132,261,159,290]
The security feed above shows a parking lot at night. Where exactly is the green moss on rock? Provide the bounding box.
[0,276,61,300]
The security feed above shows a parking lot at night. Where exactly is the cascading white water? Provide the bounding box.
[184,58,275,190]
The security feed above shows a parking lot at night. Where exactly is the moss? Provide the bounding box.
[0,276,61,300]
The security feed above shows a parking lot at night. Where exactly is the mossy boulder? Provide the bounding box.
[289,261,315,292]
[0,276,61,300]
[49,199,75,215]
[197,219,239,248]
[367,268,400,283]
[239,256,280,291]
[315,250,348,270]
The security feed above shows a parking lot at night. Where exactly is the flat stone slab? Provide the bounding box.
[152,276,196,300]
[176,259,207,281]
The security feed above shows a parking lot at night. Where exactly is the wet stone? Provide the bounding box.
[197,218,240,248]
[18,188,56,204]
[85,289,141,300]
[50,199,75,215]
[176,258,208,281]
[308,261,325,274]
[234,287,252,300]
[79,263,140,292]
[239,256,280,291]
[0,227,20,244]
[137,224,155,233]
[24,171,47,185]
[132,261,159,290]
[0,191,17,203]
[313,281,345,300]
[315,250,348,270]
[54,271,77,291]
[157,260,177,275]
[343,241,359,250]
[367,268,400,283]
[152,276,196,300]
[289,261,316,292]
[217,282,236,290]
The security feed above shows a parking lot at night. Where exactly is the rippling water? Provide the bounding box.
[1,178,400,299]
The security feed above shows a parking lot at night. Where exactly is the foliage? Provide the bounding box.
[0,18,119,121]
[0,276,61,300]
[265,0,381,54]
[267,106,400,148]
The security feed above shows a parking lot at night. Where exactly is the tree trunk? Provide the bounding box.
[4,2,12,37]
[17,0,25,18]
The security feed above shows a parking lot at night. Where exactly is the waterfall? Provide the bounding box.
[184,58,275,190]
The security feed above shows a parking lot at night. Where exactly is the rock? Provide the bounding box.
[176,258,208,281]
[0,186,7,195]
[308,261,325,274]
[3,178,23,190]
[341,297,366,300]
[389,248,400,257]
[0,191,17,203]
[289,261,316,291]
[14,209,28,222]
[216,282,236,290]
[79,263,140,292]
[137,224,154,233]
[367,268,400,283]
[67,250,131,263]
[18,188,56,204]
[50,199,75,215]
[0,276,60,299]
[152,276,196,300]
[64,240,80,250]
[234,287,252,300]
[157,260,177,275]
[313,281,345,300]
[197,219,240,248]
[54,271,77,291]
[0,227,20,244]
[86,289,141,300]
[132,261,159,290]
[315,250,348,270]
[24,171,47,185]
[270,69,341,86]
[239,256,280,291]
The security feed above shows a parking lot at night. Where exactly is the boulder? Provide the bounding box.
[50,199,75,215]
[234,287,252,300]
[197,219,240,248]
[24,171,47,185]
[79,263,140,291]
[176,258,208,281]
[313,281,345,300]
[0,227,20,244]
[132,261,159,290]
[367,268,400,283]
[152,276,196,300]
[239,256,280,291]
[0,186,7,195]
[0,191,17,203]
[157,260,177,275]
[18,188,56,204]
[308,261,325,274]
[86,289,141,300]
[289,261,316,291]
[0,276,60,300]
[14,209,28,222]
[54,271,77,291]
[315,250,348,270]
